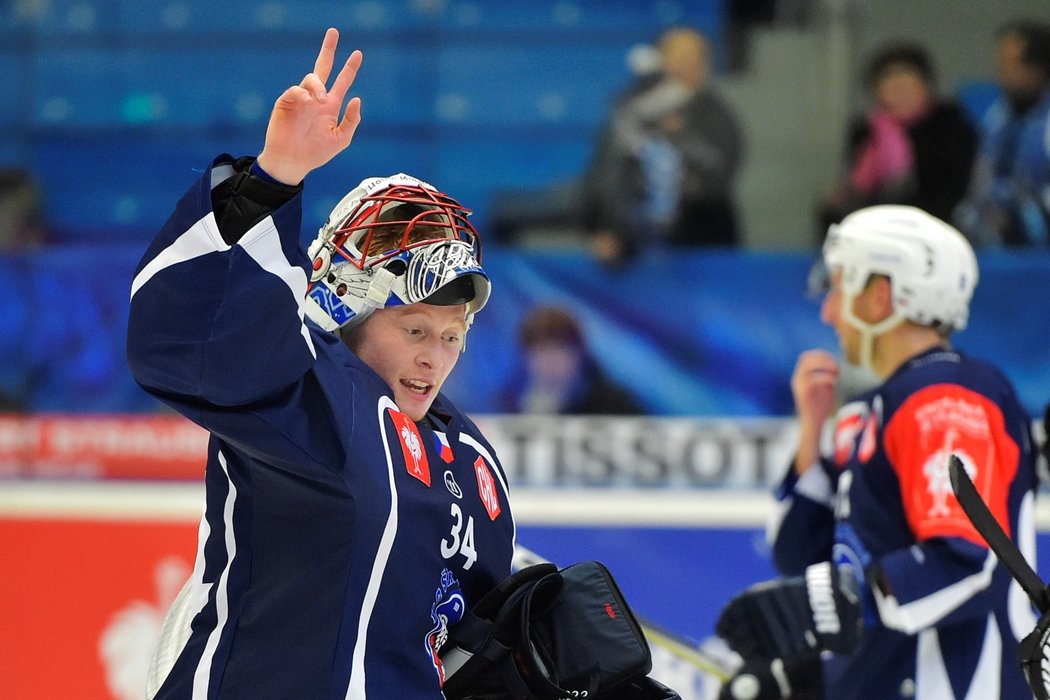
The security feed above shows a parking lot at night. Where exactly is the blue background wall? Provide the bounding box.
[2,245,1049,420]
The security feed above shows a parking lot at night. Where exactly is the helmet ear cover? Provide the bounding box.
[304,173,490,333]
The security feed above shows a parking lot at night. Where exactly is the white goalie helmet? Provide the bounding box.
[823,204,979,335]
[304,173,490,333]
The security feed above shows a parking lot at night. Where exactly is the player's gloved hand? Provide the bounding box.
[716,561,862,662]
[718,654,822,700]
[1019,605,1050,700]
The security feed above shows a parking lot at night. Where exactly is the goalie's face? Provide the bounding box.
[350,302,468,421]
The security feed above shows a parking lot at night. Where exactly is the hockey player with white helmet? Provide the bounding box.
[715,205,1038,699]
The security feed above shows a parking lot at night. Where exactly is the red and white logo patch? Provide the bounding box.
[474,456,501,521]
[389,409,430,487]
[832,401,869,466]
[885,386,1018,544]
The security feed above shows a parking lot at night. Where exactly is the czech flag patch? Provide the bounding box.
[433,431,455,464]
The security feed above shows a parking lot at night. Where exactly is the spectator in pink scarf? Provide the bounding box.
[816,43,977,243]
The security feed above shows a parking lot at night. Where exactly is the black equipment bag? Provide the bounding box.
[440,560,678,700]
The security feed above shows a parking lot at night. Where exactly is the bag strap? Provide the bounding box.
[475,562,558,619]
[441,563,559,698]
[513,571,603,700]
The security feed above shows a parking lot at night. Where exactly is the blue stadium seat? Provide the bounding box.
[433,0,723,35]
[434,42,638,128]
[433,132,595,232]
[19,0,119,36]
[30,135,234,242]
[335,40,431,127]
[116,0,434,34]
[30,48,127,127]
[30,130,437,245]
[31,39,431,130]
[0,4,26,38]
[117,46,303,128]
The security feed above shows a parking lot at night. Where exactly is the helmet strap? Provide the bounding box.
[363,266,397,314]
[842,290,907,373]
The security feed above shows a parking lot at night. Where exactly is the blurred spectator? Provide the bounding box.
[816,42,977,240]
[956,20,1050,247]
[499,305,643,415]
[580,26,745,264]
[0,168,49,250]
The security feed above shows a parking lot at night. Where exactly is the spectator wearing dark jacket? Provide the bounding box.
[582,26,745,264]
[817,43,977,239]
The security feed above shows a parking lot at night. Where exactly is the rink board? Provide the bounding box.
[3,483,1049,699]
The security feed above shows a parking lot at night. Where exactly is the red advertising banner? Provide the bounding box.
[0,511,199,699]
[0,415,208,480]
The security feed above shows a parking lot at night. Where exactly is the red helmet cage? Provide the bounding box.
[327,185,483,272]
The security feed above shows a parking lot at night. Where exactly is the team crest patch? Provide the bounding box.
[389,408,430,486]
[911,393,992,520]
[426,568,466,686]
[890,386,1016,542]
[474,456,501,521]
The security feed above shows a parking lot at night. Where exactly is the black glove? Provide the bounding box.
[1020,606,1050,700]
[716,562,861,662]
[718,655,822,700]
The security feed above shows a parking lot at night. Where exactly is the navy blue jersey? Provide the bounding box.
[770,348,1038,699]
[127,157,516,699]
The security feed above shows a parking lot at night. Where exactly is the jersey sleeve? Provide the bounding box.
[767,458,838,576]
[127,155,318,408]
[872,383,1023,632]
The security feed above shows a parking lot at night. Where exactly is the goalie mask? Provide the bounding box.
[820,205,978,367]
[304,173,490,334]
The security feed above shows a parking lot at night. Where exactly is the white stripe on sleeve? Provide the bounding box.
[345,397,401,700]
[191,450,239,699]
[146,499,214,698]
[239,218,316,358]
[458,433,518,561]
[130,213,230,301]
[873,550,997,634]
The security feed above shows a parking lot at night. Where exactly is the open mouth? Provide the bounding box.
[401,378,432,396]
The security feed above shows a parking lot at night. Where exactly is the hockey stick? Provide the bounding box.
[947,454,1050,613]
[513,544,735,682]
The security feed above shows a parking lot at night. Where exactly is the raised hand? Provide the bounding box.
[256,28,363,185]
[790,349,839,475]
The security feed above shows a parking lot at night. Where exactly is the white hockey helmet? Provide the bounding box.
[823,205,979,335]
[304,173,490,333]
